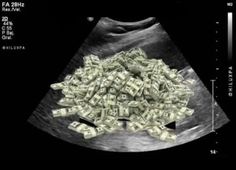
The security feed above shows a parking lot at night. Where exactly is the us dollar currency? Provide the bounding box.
[50,48,195,142]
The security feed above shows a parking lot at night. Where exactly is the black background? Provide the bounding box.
[2,1,235,160]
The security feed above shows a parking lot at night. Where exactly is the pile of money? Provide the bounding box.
[50,48,195,141]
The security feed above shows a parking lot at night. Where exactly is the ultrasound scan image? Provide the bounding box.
[28,17,229,152]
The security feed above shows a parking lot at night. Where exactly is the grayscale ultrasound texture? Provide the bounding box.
[28,17,229,152]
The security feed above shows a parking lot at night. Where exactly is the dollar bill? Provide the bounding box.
[51,48,195,142]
